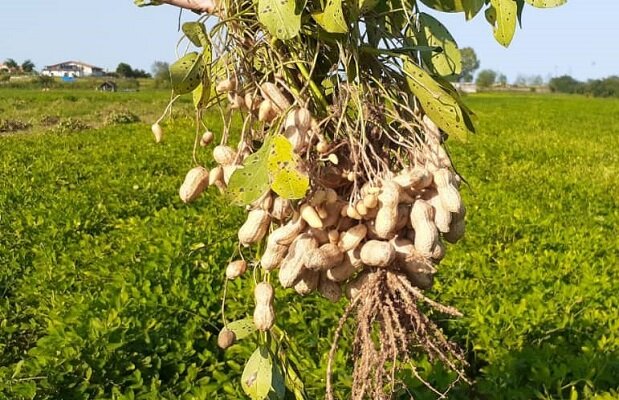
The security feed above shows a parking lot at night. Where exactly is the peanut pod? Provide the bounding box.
[279,233,318,288]
[238,209,270,246]
[305,243,344,271]
[410,200,438,257]
[360,240,396,268]
[179,166,209,203]
[253,282,275,331]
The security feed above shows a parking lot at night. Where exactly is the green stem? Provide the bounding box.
[295,59,329,113]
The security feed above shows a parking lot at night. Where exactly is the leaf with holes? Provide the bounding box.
[170,52,205,95]
[193,46,212,109]
[227,318,257,340]
[489,0,517,47]
[182,22,209,47]
[403,60,471,140]
[312,0,349,34]
[267,135,309,200]
[227,137,272,206]
[419,0,485,20]
[257,0,301,40]
[241,346,286,400]
[525,0,566,7]
[418,13,461,77]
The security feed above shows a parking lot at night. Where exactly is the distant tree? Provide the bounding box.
[151,61,170,81]
[514,74,527,86]
[4,58,18,70]
[529,75,544,86]
[132,69,151,78]
[476,69,497,88]
[21,59,35,73]
[116,62,150,79]
[585,76,619,98]
[116,62,135,78]
[459,47,480,83]
[497,73,508,86]
[548,75,583,94]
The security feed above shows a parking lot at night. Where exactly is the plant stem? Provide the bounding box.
[295,59,329,113]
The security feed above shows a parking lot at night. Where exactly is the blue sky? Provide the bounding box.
[1,1,617,82]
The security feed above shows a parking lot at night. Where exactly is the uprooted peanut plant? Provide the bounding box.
[137,0,566,398]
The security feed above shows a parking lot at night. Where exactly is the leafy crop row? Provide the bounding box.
[0,91,617,399]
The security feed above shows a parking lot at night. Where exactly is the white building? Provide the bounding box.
[41,61,105,78]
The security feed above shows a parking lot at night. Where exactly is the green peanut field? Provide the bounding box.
[0,88,618,399]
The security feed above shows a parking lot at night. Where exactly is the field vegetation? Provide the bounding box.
[0,89,617,399]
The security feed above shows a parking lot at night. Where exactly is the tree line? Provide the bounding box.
[549,75,619,98]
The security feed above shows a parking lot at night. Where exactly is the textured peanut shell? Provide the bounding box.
[260,82,290,112]
[433,168,462,213]
[326,252,357,282]
[410,200,438,257]
[318,273,342,302]
[216,78,236,93]
[253,282,276,330]
[238,209,270,246]
[261,243,288,271]
[269,217,306,246]
[301,204,323,228]
[209,166,224,186]
[213,145,236,166]
[225,260,247,280]
[338,224,367,252]
[258,99,276,122]
[360,240,396,268]
[374,207,397,239]
[271,197,292,221]
[253,304,275,331]
[151,123,163,143]
[294,269,320,295]
[345,271,371,300]
[401,257,436,290]
[305,243,344,271]
[427,192,452,233]
[200,130,214,147]
[179,166,209,203]
[279,234,318,287]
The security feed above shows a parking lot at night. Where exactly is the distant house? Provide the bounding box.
[0,63,12,74]
[97,81,117,92]
[453,82,478,94]
[41,61,105,78]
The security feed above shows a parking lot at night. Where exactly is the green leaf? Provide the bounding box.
[419,0,485,19]
[403,60,472,140]
[12,359,24,379]
[227,318,257,340]
[312,0,349,34]
[418,13,462,77]
[267,136,309,200]
[357,0,381,14]
[257,0,301,40]
[193,46,212,109]
[170,52,205,95]
[241,346,286,400]
[182,22,209,48]
[525,0,566,7]
[489,0,517,47]
[283,357,307,400]
[227,138,272,206]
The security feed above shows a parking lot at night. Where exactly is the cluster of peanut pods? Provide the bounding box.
[174,78,466,333]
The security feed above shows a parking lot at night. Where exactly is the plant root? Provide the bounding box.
[326,269,469,400]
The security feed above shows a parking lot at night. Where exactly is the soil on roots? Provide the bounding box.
[326,269,469,400]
